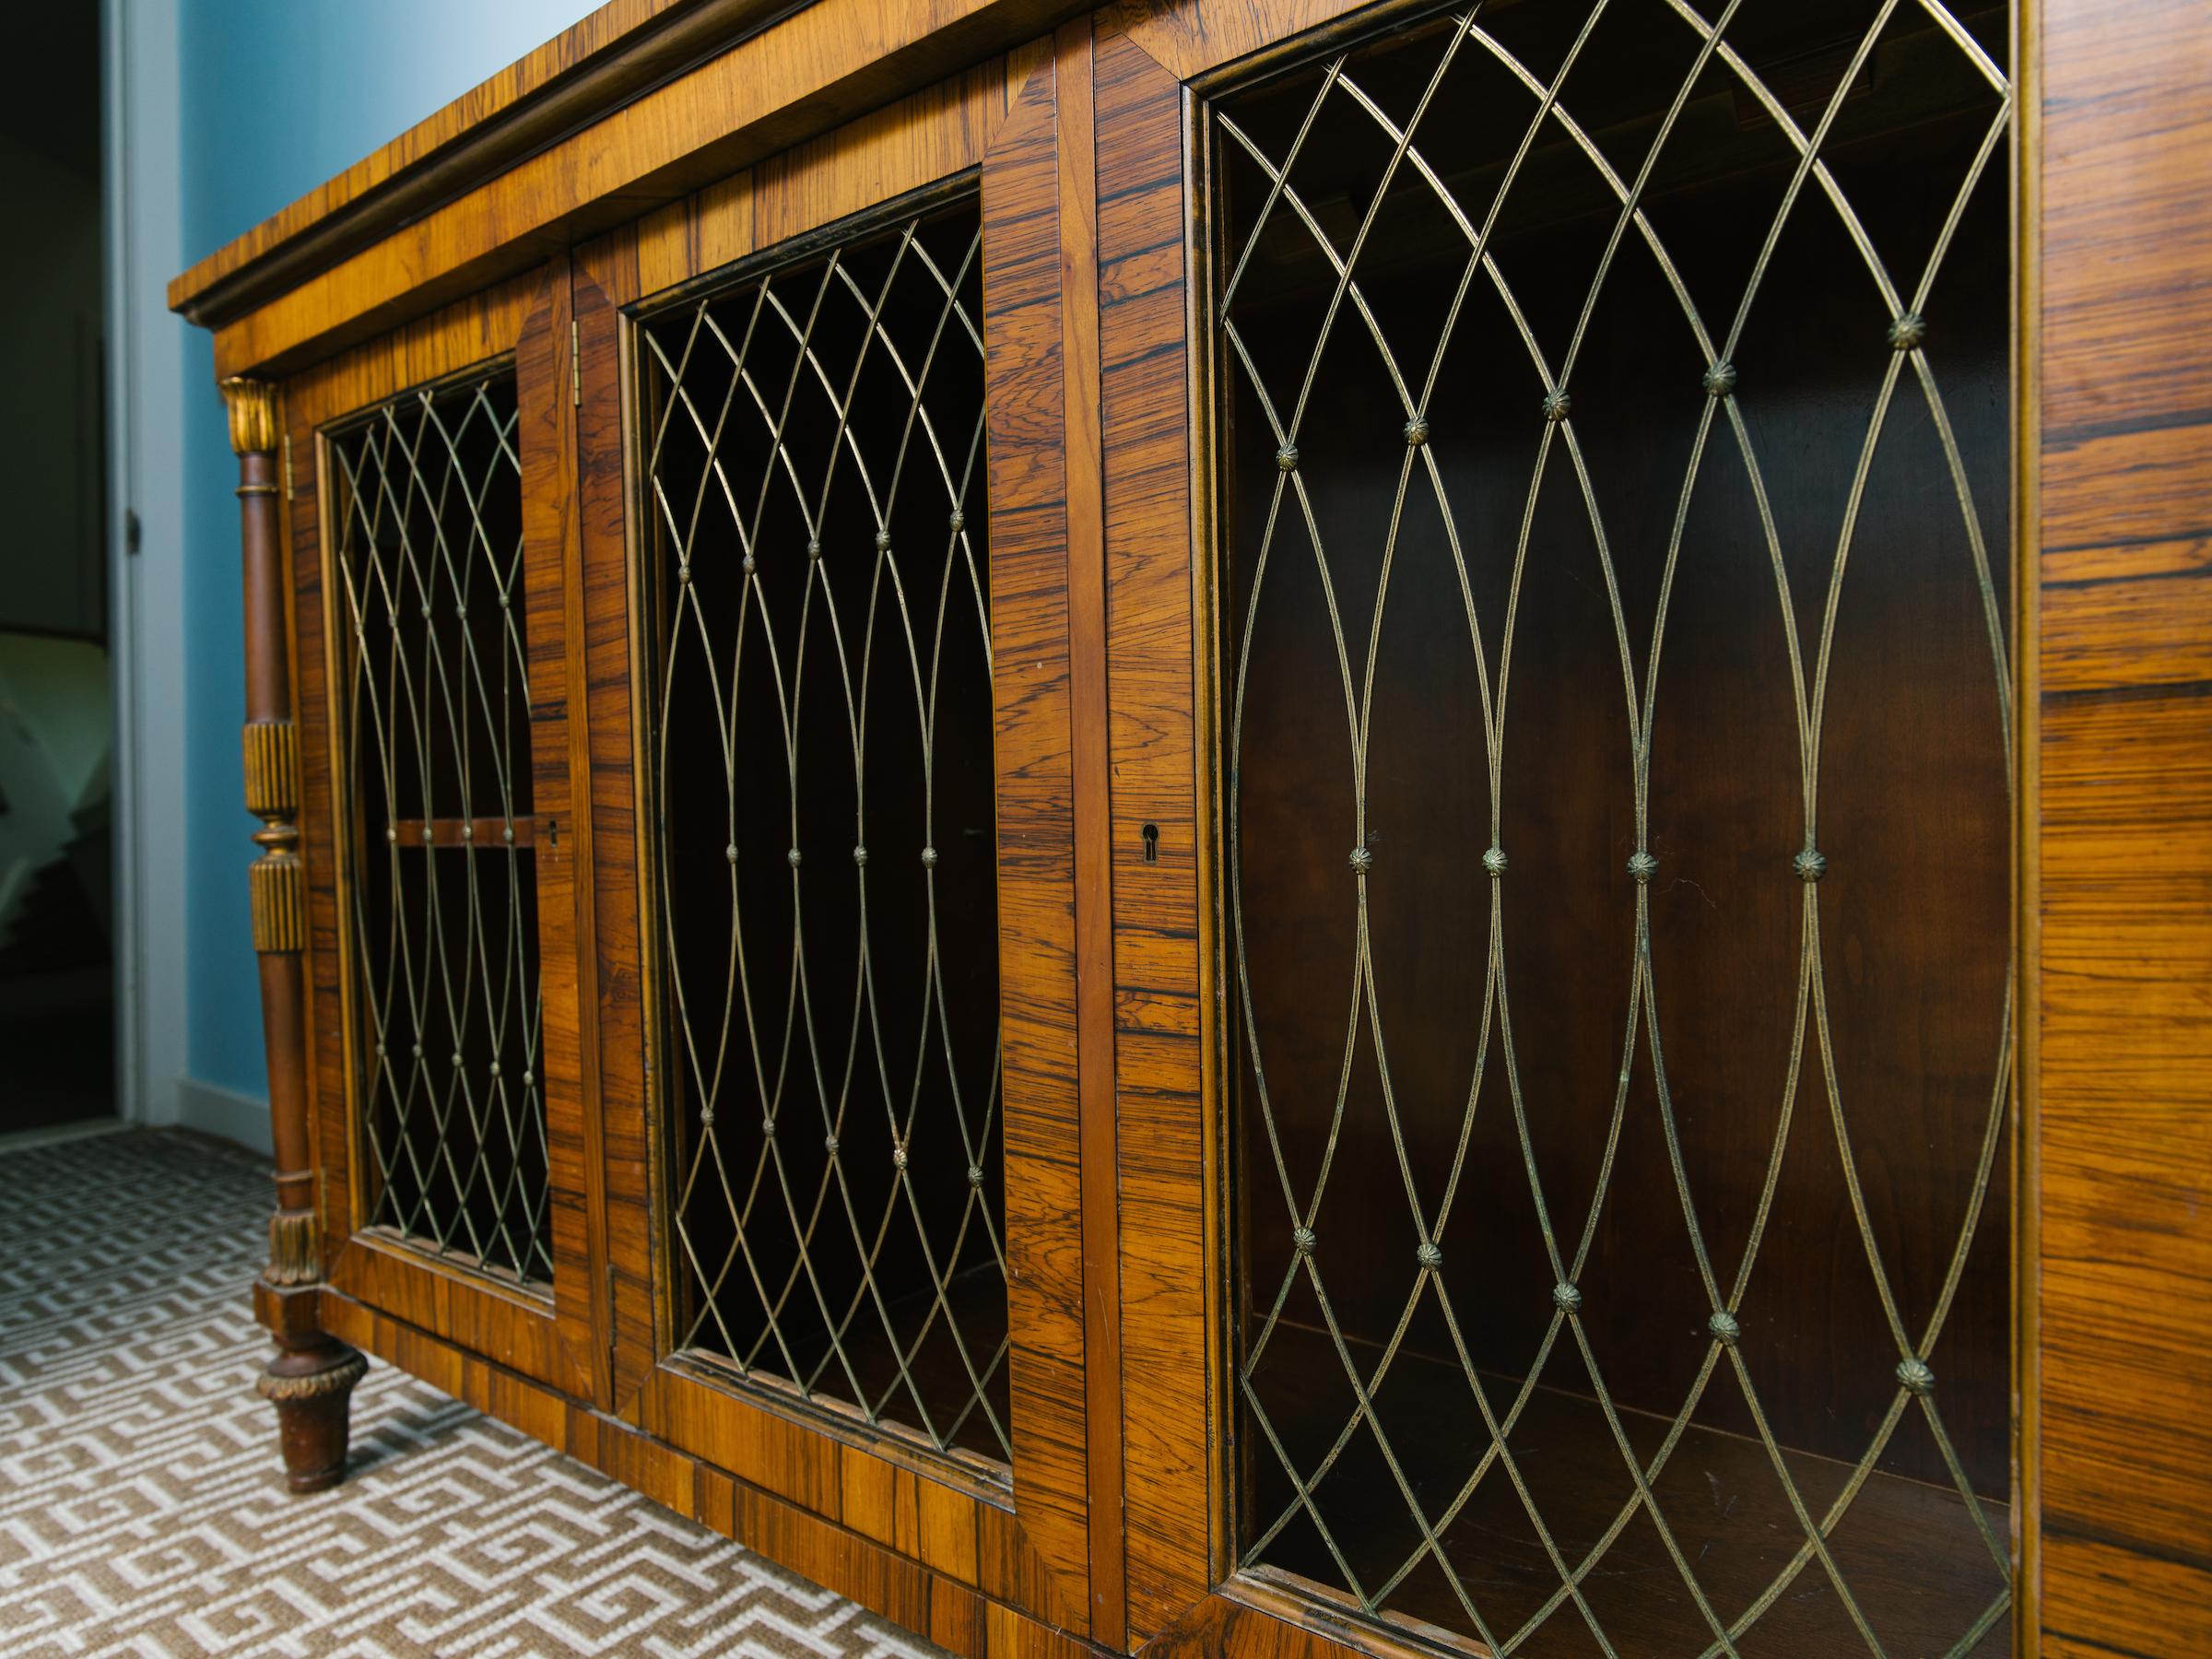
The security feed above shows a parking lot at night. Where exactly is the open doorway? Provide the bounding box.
[0,5,112,1135]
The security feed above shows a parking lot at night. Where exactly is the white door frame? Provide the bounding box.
[102,0,190,1128]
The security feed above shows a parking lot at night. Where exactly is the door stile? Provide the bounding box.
[1050,14,1132,1650]
[1093,11,1219,1646]
[514,256,613,1410]
[571,240,664,1422]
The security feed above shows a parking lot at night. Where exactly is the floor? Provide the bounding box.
[0,1126,947,1658]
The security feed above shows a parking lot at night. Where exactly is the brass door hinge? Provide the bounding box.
[283,431,296,501]
[571,319,582,407]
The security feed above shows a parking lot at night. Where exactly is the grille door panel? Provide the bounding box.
[637,194,1012,1469]
[1211,4,2015,1653]
[329,371,555,1288]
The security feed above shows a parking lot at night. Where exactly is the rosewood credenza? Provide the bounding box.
[171,1,2212,1653]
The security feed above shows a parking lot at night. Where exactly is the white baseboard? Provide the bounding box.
[0,1117,129,1156]
[176,1076,272,1156]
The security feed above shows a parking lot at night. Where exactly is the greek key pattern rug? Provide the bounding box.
[0,1128,946,1658]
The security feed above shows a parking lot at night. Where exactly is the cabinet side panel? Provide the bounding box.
[2035,0,2212,1653]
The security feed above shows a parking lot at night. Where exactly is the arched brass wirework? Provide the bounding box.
[330,373,552,1288]
[639,196,1009,1465]
[1215,3,2014,1653]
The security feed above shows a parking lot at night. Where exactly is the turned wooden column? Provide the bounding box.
[219,376,366,1494]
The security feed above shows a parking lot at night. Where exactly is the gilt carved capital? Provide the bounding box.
[219,376,280,456]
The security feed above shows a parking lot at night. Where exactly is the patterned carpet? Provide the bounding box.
[0,1128,947,1658]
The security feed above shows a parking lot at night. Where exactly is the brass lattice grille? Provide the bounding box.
[1216,2,2012,1653]
[329,371,552,1288]
[640,194,1009,1465]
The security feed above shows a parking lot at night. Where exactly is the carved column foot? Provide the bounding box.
[257,1341,368,1494]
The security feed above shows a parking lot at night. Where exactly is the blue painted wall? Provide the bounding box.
[177,1,589,1101]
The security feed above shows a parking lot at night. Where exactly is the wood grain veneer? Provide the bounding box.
[2028,1,2212,1653]
[1092,12,1218,1646]
[319,1286,1096,1659]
